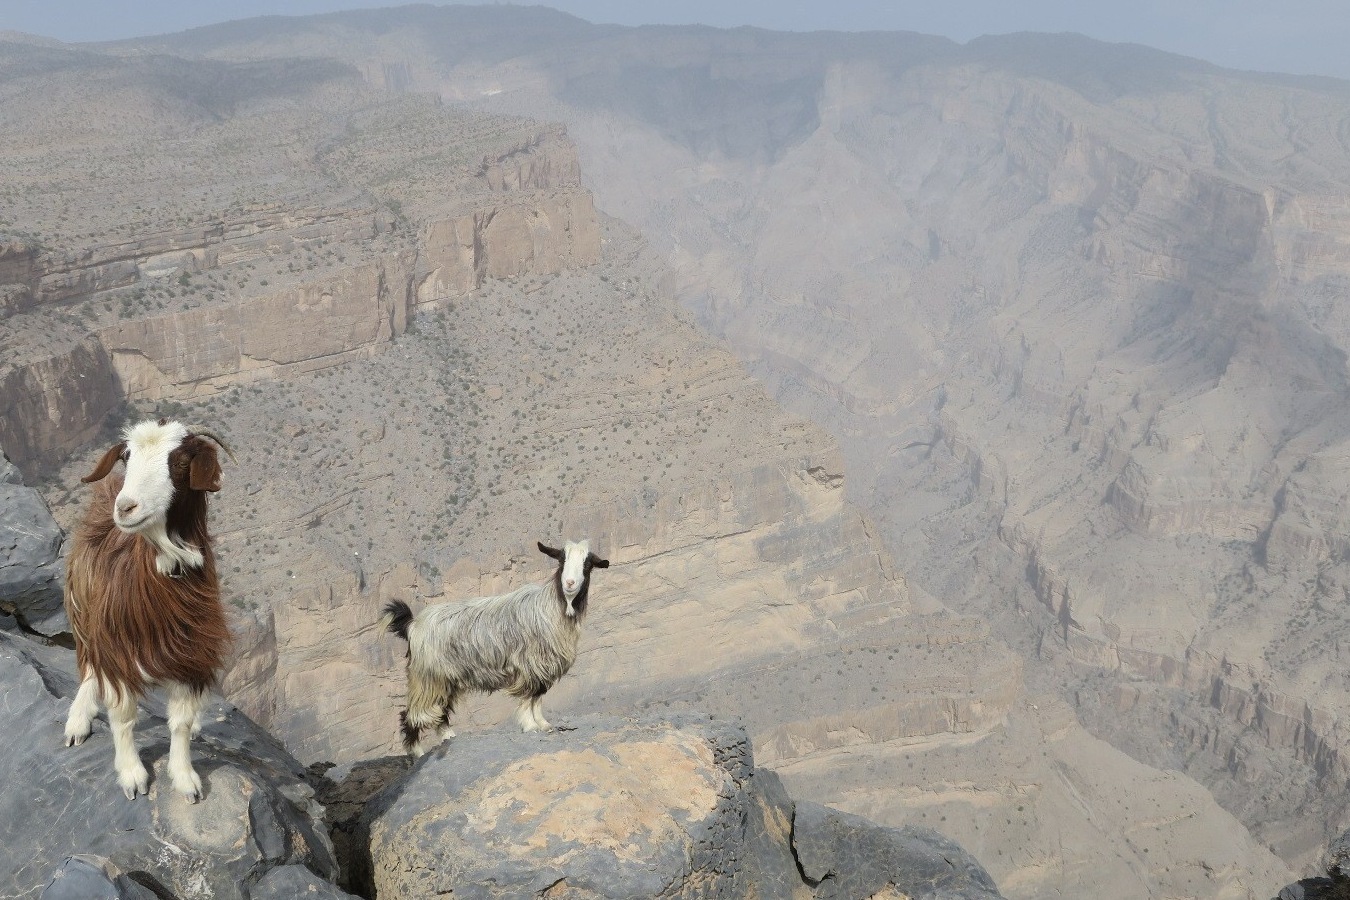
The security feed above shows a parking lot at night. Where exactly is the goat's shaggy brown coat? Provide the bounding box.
[65,470,230,699]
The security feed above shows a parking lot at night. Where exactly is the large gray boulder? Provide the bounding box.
[1273,827,1350,899]
[792,801,1004,900]
[0,630,340,899]
[350,714,1004,899]
[252,864,363,899]
[0,451,68,636]
[39,856,158,900]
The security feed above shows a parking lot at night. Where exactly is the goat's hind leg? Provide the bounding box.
[107,687,148,800]
[64,675,101,747]
[402,667,454,756]
[166,682,206,803]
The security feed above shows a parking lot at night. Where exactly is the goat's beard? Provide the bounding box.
[141,521,205,576]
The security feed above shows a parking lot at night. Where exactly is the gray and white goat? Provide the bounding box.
[382,539,609,755]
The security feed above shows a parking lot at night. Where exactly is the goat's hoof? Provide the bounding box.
[118,767,150,800]
[64,720,93,746]
[174,771,204,804]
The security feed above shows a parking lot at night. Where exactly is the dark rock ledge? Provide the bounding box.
[330,714,1005,900]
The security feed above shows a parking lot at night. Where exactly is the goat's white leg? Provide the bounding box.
[516,696,552,733]
[64,676,101,747]
[108,689,148,800]
[166,682,205,803]
[530,696,553,732]
[515,698,539,732]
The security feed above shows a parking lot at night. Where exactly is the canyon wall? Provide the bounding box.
[0,137,599,478]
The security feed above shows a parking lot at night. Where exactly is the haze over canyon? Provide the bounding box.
[6,5,1350,898]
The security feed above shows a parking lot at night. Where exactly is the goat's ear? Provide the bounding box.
[82,442,126,483]
[538,542,564,561]
[189,443,223,492]
[587,553,610,569]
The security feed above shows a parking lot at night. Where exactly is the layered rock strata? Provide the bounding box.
[0,43,599,478]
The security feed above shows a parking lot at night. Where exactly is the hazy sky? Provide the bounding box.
[7,1,1350,82]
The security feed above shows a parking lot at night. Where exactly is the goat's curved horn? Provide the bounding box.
[187,426,237,464]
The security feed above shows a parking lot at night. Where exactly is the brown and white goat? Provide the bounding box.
[383,540,609,756]
[63,419,234,802]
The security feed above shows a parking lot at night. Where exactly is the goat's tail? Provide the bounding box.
[381,600,414,642]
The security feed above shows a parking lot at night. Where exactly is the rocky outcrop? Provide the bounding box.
[478,127,586,193]
[0,630,340,900]
[1,186,600,477]
[415,191,600,305]
[793,801,1003,900]
[0,451,67,635]
[252,865,362,900]
[0,238,39,316]
[99,253,416,402]
[1274,829,1350,899]
[347,715,1003,899]
[39,856,157,900]
[30,204,386,311]
[0,338,121,480]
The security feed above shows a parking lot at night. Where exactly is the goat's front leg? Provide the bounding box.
[108,689,149,800]
[64,676,100,747]
[530,696,560,732]
[166,682,205,803]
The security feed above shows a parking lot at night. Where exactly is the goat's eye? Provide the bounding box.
[119,450,130,462]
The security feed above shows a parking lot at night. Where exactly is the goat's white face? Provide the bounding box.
[560,540,591,606]
[538,538,609,617]
[113,420,189,534]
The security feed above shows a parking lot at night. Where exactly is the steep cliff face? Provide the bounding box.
[0,338,120,479]
[100,253,415,401]
[30,204,386,310]
[0,239,39,316]
[0,50,600,476]
[415,191,600,304]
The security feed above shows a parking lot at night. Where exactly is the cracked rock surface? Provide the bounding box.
[0,630,341,900]
[350,714,1003,899]
[0,453,67,637]
[792,801,1004,900]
